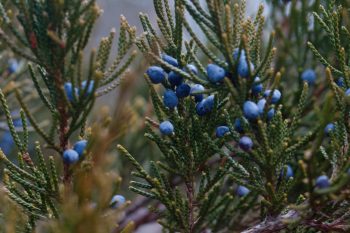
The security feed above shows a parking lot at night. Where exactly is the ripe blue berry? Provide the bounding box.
[176,83,191,98]
[163,90,178,108]
[280,165,294,180]
[73,140,88,158]
[81,80,95,95]
[8,59,19,74]
[159,121,174,135]
[267,109,275,120]
[324,123,335,135]
[345,88,350,96]
[168,71,183,86]
[336,77,344,87]
[63,149,79,164]
[203,95,215,112]
[190,84,205,102]
[238,57,254,78]
[162,54,178,67]
[315,175,330,189]
[196,95,215,116]
[146,66,166,84]
[257,98,267,115]
[236,185,250,197]
[233,48,246,60]
[234,119,243,132]
[64,82,77,102]
[186,64,198,74]
[243,101,260,121]
[264,89,281,104]
[110,195,126,209]
[301,69,316,85]
[252,77,263,95]
[216,126,230,138]
[239,136,253,151]
[207,64,226,83]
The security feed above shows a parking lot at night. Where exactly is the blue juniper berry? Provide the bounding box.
[159,121,174,135]
[239,136,253,151]
[73,140,88,158]
[110,195,126,209]
[315,175,330,189]
[264,89,281,104]
[236,185,250,197]
[301,69,317,85]
[175,83,191,98]
[190,84,205,102]
[243,101,260,121]
[207,64,226,83]
[63,149,80,164]
[146,66,166,84]
[216,126,230,138]
[163,90,179,108]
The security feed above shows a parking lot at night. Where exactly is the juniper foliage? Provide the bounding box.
[118,0,350,232]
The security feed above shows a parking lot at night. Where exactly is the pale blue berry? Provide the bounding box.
[110,195,126,209]
[243,101,260,121]
[73,140,88,158]
[207,64,226,83]
[159,121,174,135]
[239,136,253,151]
[63,149,79,164]
[237,185,250,197]
[216,126,230,138]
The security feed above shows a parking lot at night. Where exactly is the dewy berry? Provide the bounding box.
[264,89,281,104]
[301,69,317,85]
[207,64,226,83]
[73,140,88,158]
[159,121,174,135]
[239,136,253,151]
[163,90,179,108]
[243,101,260,121]
[168,71,183,86]
[176,83,191,98]
[162,54,179,67]
[236,185,250,197]
[110,195,126,209]
[146,66,166,84]
[63,149,79,164]
[216,126,230,138]
[315,175,330,189]
[190,84,205,102]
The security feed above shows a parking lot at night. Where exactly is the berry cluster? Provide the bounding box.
[64,80,95,102]
[63,140,88,164]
